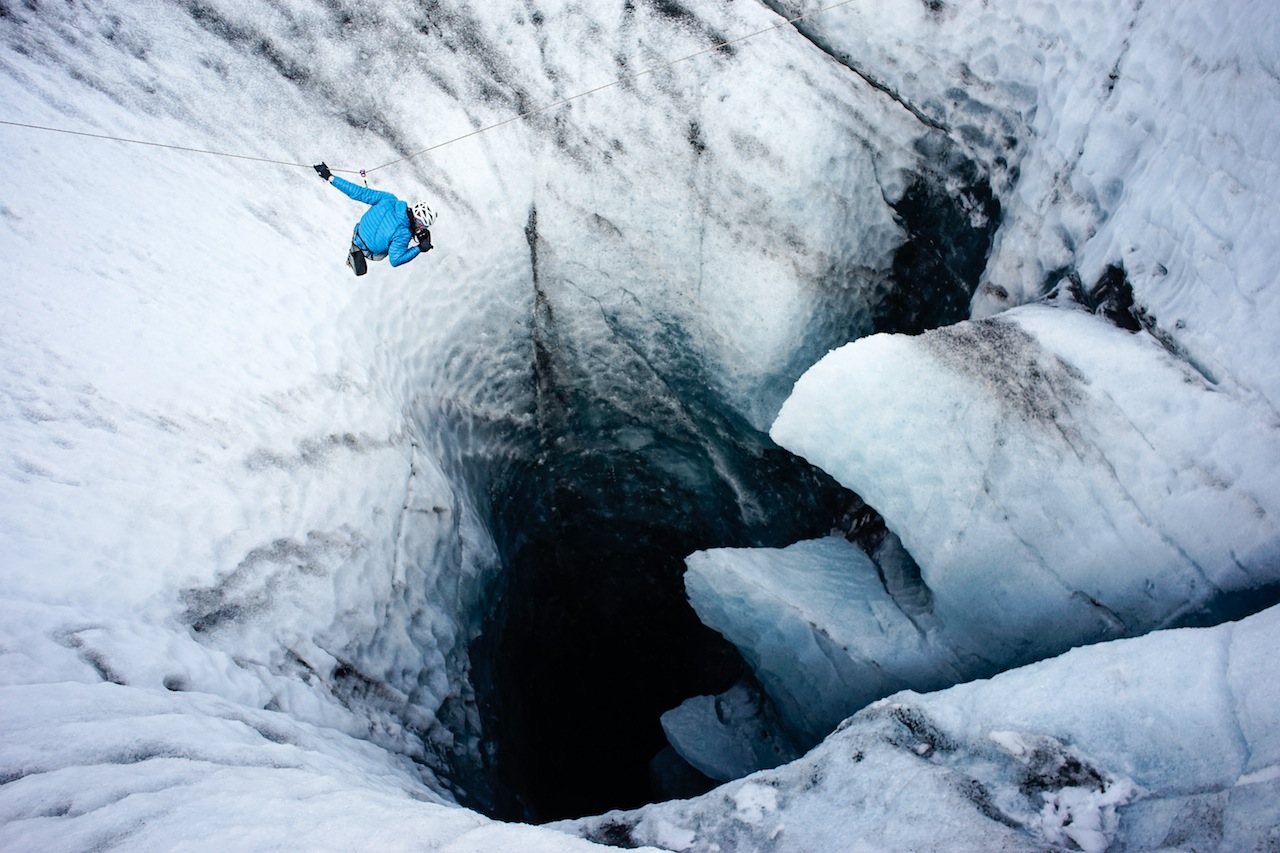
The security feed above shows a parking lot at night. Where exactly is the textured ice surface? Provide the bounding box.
[1,0,1278,848]
[780,0,1280,406]
[768,304,1280,693]
[686,536,965,745]
[563,604,1280,852]
[0,0,952,841]
[692,0,1280,807]
[660,681,798,783]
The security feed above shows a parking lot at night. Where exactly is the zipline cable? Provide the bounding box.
[0,0,859,175]
[0,118,358,173]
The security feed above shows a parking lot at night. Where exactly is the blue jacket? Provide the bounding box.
[332,176,421,267]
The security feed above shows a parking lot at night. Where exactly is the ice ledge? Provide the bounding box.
[772,303,1280,667]
[666,302,1280,753]
[684,535,969,746]
[563,604,1280,852]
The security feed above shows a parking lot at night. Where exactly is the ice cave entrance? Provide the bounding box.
[468,398,856,822]
[457,165,1000,822]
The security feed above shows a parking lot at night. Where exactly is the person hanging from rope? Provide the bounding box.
[314,162,434,276]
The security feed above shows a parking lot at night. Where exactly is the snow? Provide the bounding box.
[730,781,779,828]
[2,0,1279,849]
[991,731,1136,853]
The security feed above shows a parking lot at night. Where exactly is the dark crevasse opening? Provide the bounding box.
[479,466,845,822]
[874,132,1002,336]
[467,323,858,822]
[446,149,1000,823]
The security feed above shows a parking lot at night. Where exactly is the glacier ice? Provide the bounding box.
[685,535,967,746]
[564,603,1280,851]
[1,0,1279,848]
[707,301,1280,747]
[684,0,1280,799]
[659,680,798,784]
[3,0,964,831]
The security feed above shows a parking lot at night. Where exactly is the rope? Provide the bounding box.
[0,0,859,176]
[0,118,359,173]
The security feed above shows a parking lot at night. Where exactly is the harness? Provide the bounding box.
[351,225,387,261]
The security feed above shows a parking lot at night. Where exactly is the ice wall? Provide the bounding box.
[683,0,1280,790]
[779,0,1280,405]
[685,535,964,746]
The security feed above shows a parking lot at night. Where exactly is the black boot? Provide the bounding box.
[346,243,368,276]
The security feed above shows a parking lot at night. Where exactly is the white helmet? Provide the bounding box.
[411,202,437,228]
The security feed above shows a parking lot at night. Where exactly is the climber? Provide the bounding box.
[314,162,435,276]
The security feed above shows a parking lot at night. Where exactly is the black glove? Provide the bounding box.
[417,229,433,252]
[313,162,332,181]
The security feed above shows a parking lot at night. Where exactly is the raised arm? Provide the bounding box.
[330,175,397,207]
